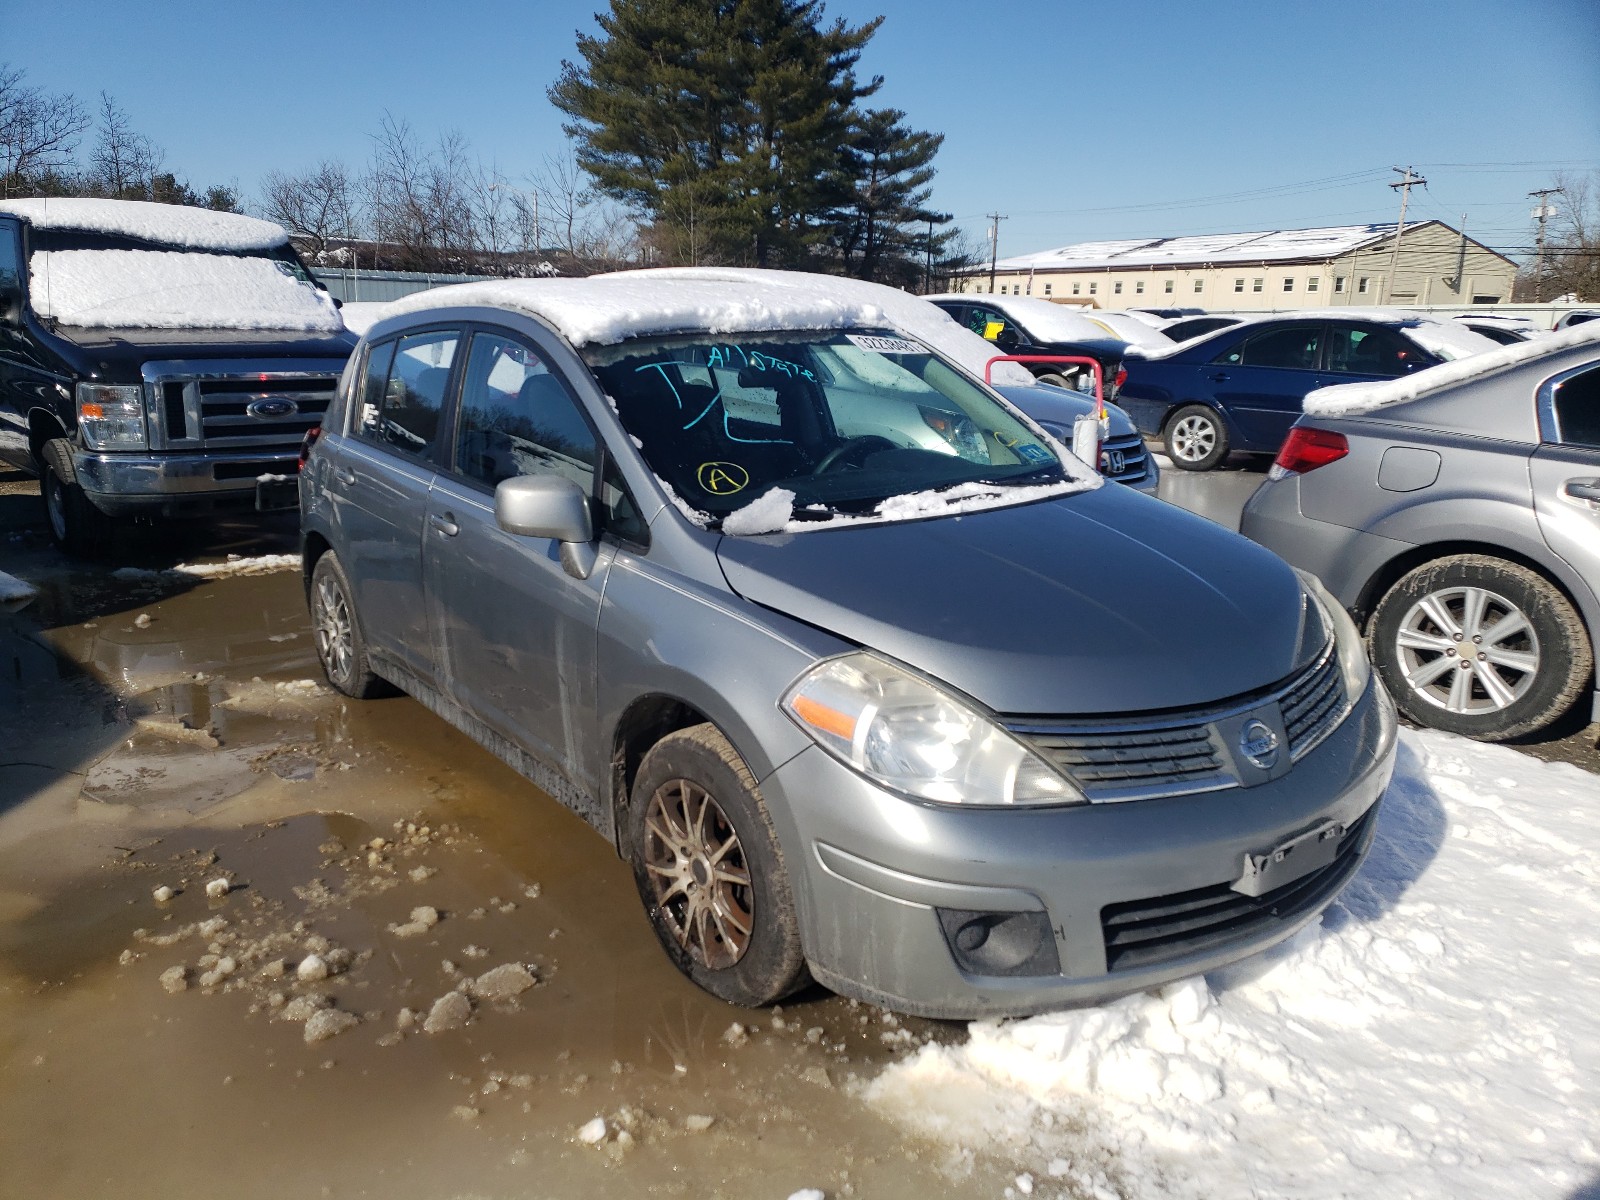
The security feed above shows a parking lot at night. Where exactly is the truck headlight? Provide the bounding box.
[782,652,1084,807]
[76,384,148,450]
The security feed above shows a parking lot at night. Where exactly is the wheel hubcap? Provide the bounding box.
[312,575,354,683]
[1395,585,1540,715]
[1171,415,1216,462]
[44,475,68,542]
[642,779,753,970]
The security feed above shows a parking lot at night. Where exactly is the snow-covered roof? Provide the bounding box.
[380,269,1043,388]
[925,291,1172,349]
[30,249,343,331]
[1303,322,1600,417]
[0,198,289,252]
[986,223,1405,273]
[1127,307,1500,362]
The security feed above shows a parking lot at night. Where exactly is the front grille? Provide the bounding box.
[1282,648,1345,761]
[143,360,342,453]
[1100,804,1375,973]
[1023,724,1224,802]
[1008,642,1352,803]
[1099,431,1153,485]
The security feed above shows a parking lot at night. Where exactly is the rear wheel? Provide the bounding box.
[1163,404,1229,471]
[1368,554,1592,741]
[309,552,386,699]
[627,723,809,1007]
[40,439,117,558]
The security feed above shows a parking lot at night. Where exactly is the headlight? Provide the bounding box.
[781,652,1084,807]
[918,405,986,462]
[1297,571,1369,703]
[76,383,148,450]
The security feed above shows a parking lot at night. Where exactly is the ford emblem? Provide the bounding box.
[247,398,298,419]
[1239,718,1280,770]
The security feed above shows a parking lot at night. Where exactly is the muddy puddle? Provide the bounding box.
[0,554,1038,1200]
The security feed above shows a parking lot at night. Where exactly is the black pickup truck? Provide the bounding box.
[0,198,355,555]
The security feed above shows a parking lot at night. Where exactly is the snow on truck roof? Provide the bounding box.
[0,198,289,252]
[1303,322,1600,418]
[377,268,1043,387]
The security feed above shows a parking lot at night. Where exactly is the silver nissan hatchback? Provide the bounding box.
[299,269,1396,1018]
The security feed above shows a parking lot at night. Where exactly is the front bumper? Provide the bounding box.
[71,449,300,516]
[763,675,1398,1018]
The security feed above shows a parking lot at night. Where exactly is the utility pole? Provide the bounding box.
[1382,166,1426,304]
[1447,213,1468,294]
[924,216,934,294]
[1529,187,1561,302]
[987,213,1005,294]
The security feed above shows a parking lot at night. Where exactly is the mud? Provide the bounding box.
[0,517,1029,1200]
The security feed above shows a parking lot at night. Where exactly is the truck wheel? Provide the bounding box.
[626,723,810,1007]
[1368,554,1593,741]
[40,439,117,558]
[309,552,387,698]
[1163,404,1229,471]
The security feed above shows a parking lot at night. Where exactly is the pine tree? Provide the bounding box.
[549,0,882,267]
[829,107,949,286]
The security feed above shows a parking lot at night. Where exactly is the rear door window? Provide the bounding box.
[355,330,458,459]
[1551,364,1600,448]
[1323,324,1425,377]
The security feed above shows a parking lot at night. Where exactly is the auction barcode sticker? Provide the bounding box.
[846,334,922,354]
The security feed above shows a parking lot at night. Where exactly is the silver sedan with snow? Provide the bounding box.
[300,269,1396,1018]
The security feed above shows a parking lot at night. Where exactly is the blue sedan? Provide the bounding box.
[1117,314,1496,470]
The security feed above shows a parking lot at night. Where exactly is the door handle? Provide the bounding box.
[1209,372,1229,382]
[333,466,356,485]
[429,513,460,537]
[1565,479,1600,503]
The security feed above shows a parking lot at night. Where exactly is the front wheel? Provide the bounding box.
[1368,554,1593,741]
[40,439,117,558]
[309,552,387,699]
[1163,404,1229,471]
[626,724,809,1007]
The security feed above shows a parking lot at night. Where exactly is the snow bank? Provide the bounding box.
[0,569,37,604]
[0,197,290,251]
[30,250,342,331]
[112,553,300,581]
[1304,323,1600,417]
[865,728,1600,1199]
[336,300,394,335]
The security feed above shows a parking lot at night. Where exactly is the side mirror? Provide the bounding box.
[494,474,597,579]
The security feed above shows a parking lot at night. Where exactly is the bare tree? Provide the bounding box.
[531,151,639,272]
[261,159,361,261]
[367,114,478,271]
[88,92,163,199]
[0,65,90,197]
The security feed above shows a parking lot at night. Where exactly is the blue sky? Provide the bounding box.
[10,0,1599,262]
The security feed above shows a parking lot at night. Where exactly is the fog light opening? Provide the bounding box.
[936,907,1060,978]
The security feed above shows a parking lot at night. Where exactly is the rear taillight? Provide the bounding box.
[1114,368,1127,391]
[298,425,322,472]
[1272,427,1348,477]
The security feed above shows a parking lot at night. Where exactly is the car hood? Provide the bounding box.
[716,483,1318,715]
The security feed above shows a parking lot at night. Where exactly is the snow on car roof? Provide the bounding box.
[1303,322,1600,417]
[992,223,1401,272]
[379,268,1042,387]
[0,197,290,251]
[925,292,1171,349]
[1127,307,1501,361]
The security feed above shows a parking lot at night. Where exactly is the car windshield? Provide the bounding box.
[584,329,1065,525]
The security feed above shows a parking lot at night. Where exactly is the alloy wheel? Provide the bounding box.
[312,574,354,684]
[1395,585,1541,715]
[642,779,754,969]
[1169,414,1217,462]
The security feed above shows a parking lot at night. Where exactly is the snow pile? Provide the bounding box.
[865,728,1600,1199]
[112,553,301,582]
[721,487,796,536]
[30,250,342,331]
[0,197,289,251]
[0,569,37,604]
[336,300,395,335]
[1305,322,1600,417]
[711,478,1095,538]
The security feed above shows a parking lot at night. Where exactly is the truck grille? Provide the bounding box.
[1008,643,1350,803]
[1099,802,1375,972]
[143,360,341,453]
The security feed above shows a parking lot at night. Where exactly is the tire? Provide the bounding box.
[626,723,809,1007]
[1162,403,1229,471]
[1035,372,1072,389]
[309,551,387,699]
[1368,554,1593,741]
[40,439,117,558]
